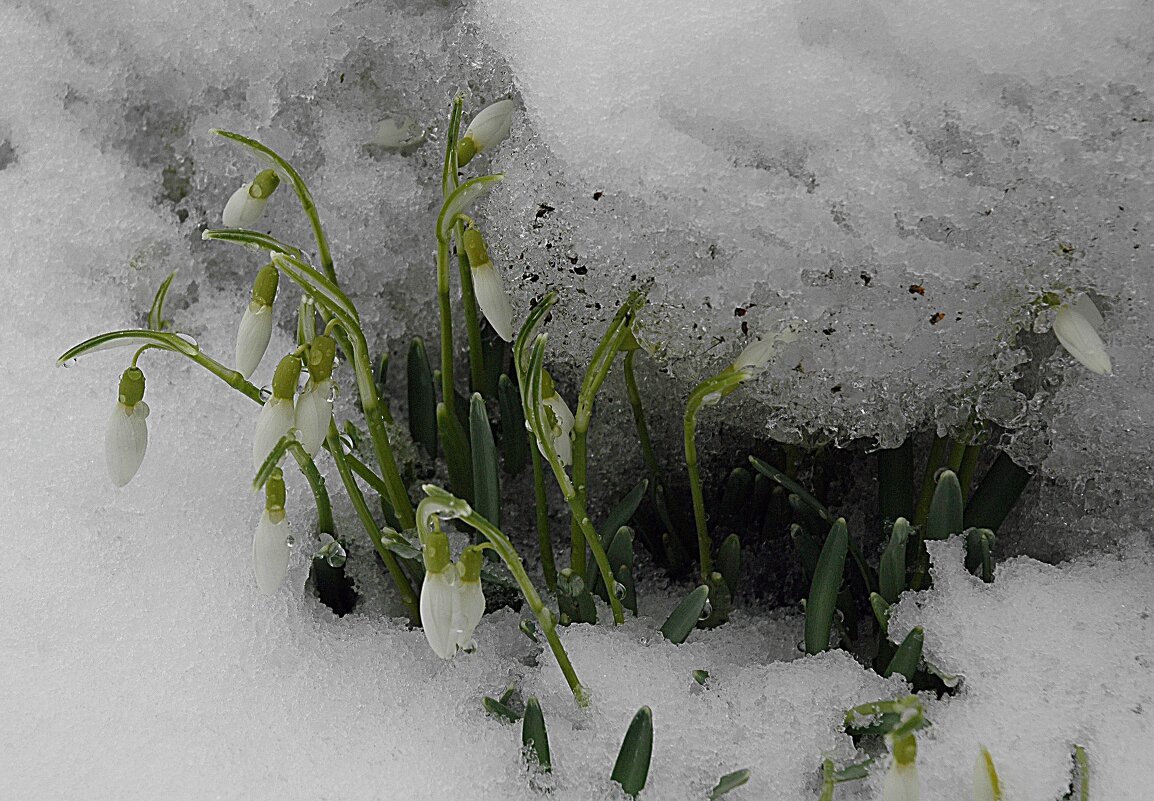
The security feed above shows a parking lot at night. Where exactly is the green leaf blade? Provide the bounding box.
[611,707,653,799]
[805,518,849,655]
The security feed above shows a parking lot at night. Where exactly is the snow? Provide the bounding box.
[2,0,1153,798]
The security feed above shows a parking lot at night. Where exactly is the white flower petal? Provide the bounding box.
[733,322,802,375]
[972,747,1001,801]
[463,99,515,153]
[294,379,333,457]
[253,397,295,470]
[538,394,575,467]
[252,510,290,595]
[883,761,920,801]
[1054,305,1112,376]
[222,183,269,228]
[451,580,485,651]
[420,569,458,659]
[106,402,149,487]
[472,262,514,342]
[1071,293,1104,330]
[235,303,273,379]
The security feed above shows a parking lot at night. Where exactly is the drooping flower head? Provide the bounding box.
[882,732,920,801]
[222,168,281,229]
[235,263,279,380]
[538,369,575,467]
[253,354,300,470]
[106,366,149,487]
[463,226,514,342]
[457,99,515,167]
[295,335,336,456]
[451,546,485,652]
[420,525,458,659]
[732,321,803,380]
[1053,296,1112,376]
[252,466,290,594]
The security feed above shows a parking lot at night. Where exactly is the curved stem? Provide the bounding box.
[417,490,588,707]
[623,350,662,481]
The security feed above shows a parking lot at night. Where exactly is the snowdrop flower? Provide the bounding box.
[463,226,514,341]
[253,355,300,471]
[538,369,575,467]
[457,99,515,167]
[972,745,1002,801]
[733,321,802,379]
[106,366,149,487]
[882,733,920,801]
[450,546,485,652]
[222,168,281,228]
[294,335,336,456]
[235,263,279,379]
[420,527,459,659]
[1053,297,1112,376]
[252,467,290,594]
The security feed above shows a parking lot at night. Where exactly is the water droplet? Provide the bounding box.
[60,358,76,368]
[258,385,272,402]
[613,581,627,600]
[175,333,199,350]
[702,391,722,406]
[327,383,339,402]
[461,638,478,654]
[285,534,296,549]
[339,433,354,454]
[698,600,713,621]
[323,541,346,568]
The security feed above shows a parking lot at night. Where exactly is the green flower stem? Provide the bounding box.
[569,292,644,573]
[417,488,589,707]
[913,435,949,527]
[947,439,967,473]
[327,422,420,623]
[623,350,662,482]
[684,371,747,584]
[957,442,982,500]
[436,235,457,419]
[530,441,558,593]
[525,335,625,625]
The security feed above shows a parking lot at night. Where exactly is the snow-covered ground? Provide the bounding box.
[3,1,1153,798]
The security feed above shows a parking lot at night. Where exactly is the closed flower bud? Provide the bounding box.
[106,366,149,487]
[235,264,279,379]
[457,99,515,167]
[733,321,802,379]
[253,355,300,470]
[420,528,458,659]
[883,733,920,801]
[451,546,486,651]
[294,378,332,457]
[1054,302,1112,376]
[222,169,281,228]
[252,468,290,594]
[464,227,514,341]
[537,370,575,467]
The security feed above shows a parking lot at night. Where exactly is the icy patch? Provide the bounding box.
[889,538,1154,800]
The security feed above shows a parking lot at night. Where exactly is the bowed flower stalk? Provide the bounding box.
[253,354,300,470]
[538,369,575,467]
[294,335,336,456]
[222,168,281,229]
[235,263,279,379]
[252,467,290,594]
[882,732,920,801]
[1053,294,1112,376]
[419,525,487,659]
[456,99,515,167]
[106,366,150,487]
[463,225,515,342]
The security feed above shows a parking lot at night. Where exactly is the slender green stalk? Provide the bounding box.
[957,442,982,499]
[417,488,589,707]
[435,235,457,419]
[327,422,420,622]
[946,439,967,473]
[623,350,662,481]
[524,335,625,624]
[456,219,486,393]
[684,371,747,583]
[530,443,558,592]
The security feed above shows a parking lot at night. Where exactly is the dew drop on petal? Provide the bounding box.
[285,534,296,549]
[339,433,354,454]
[176,333,200,350]
[613,581,627,600]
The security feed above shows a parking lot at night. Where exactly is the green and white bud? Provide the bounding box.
[223,169,281,228]
[464,227,514,341]
[733,321,802,379]
[457,99,515,167]
[253,355,300,470]
[451,546,486,651]
[253,468,290,594]
[972,746,1002,801]
[294,336,337,456]
[106,366,149,487]
[882,733,920,801]
[1054,300,1112,376]
[420,527,458,659]
[235,264,280,379]
[538,369,575,467]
